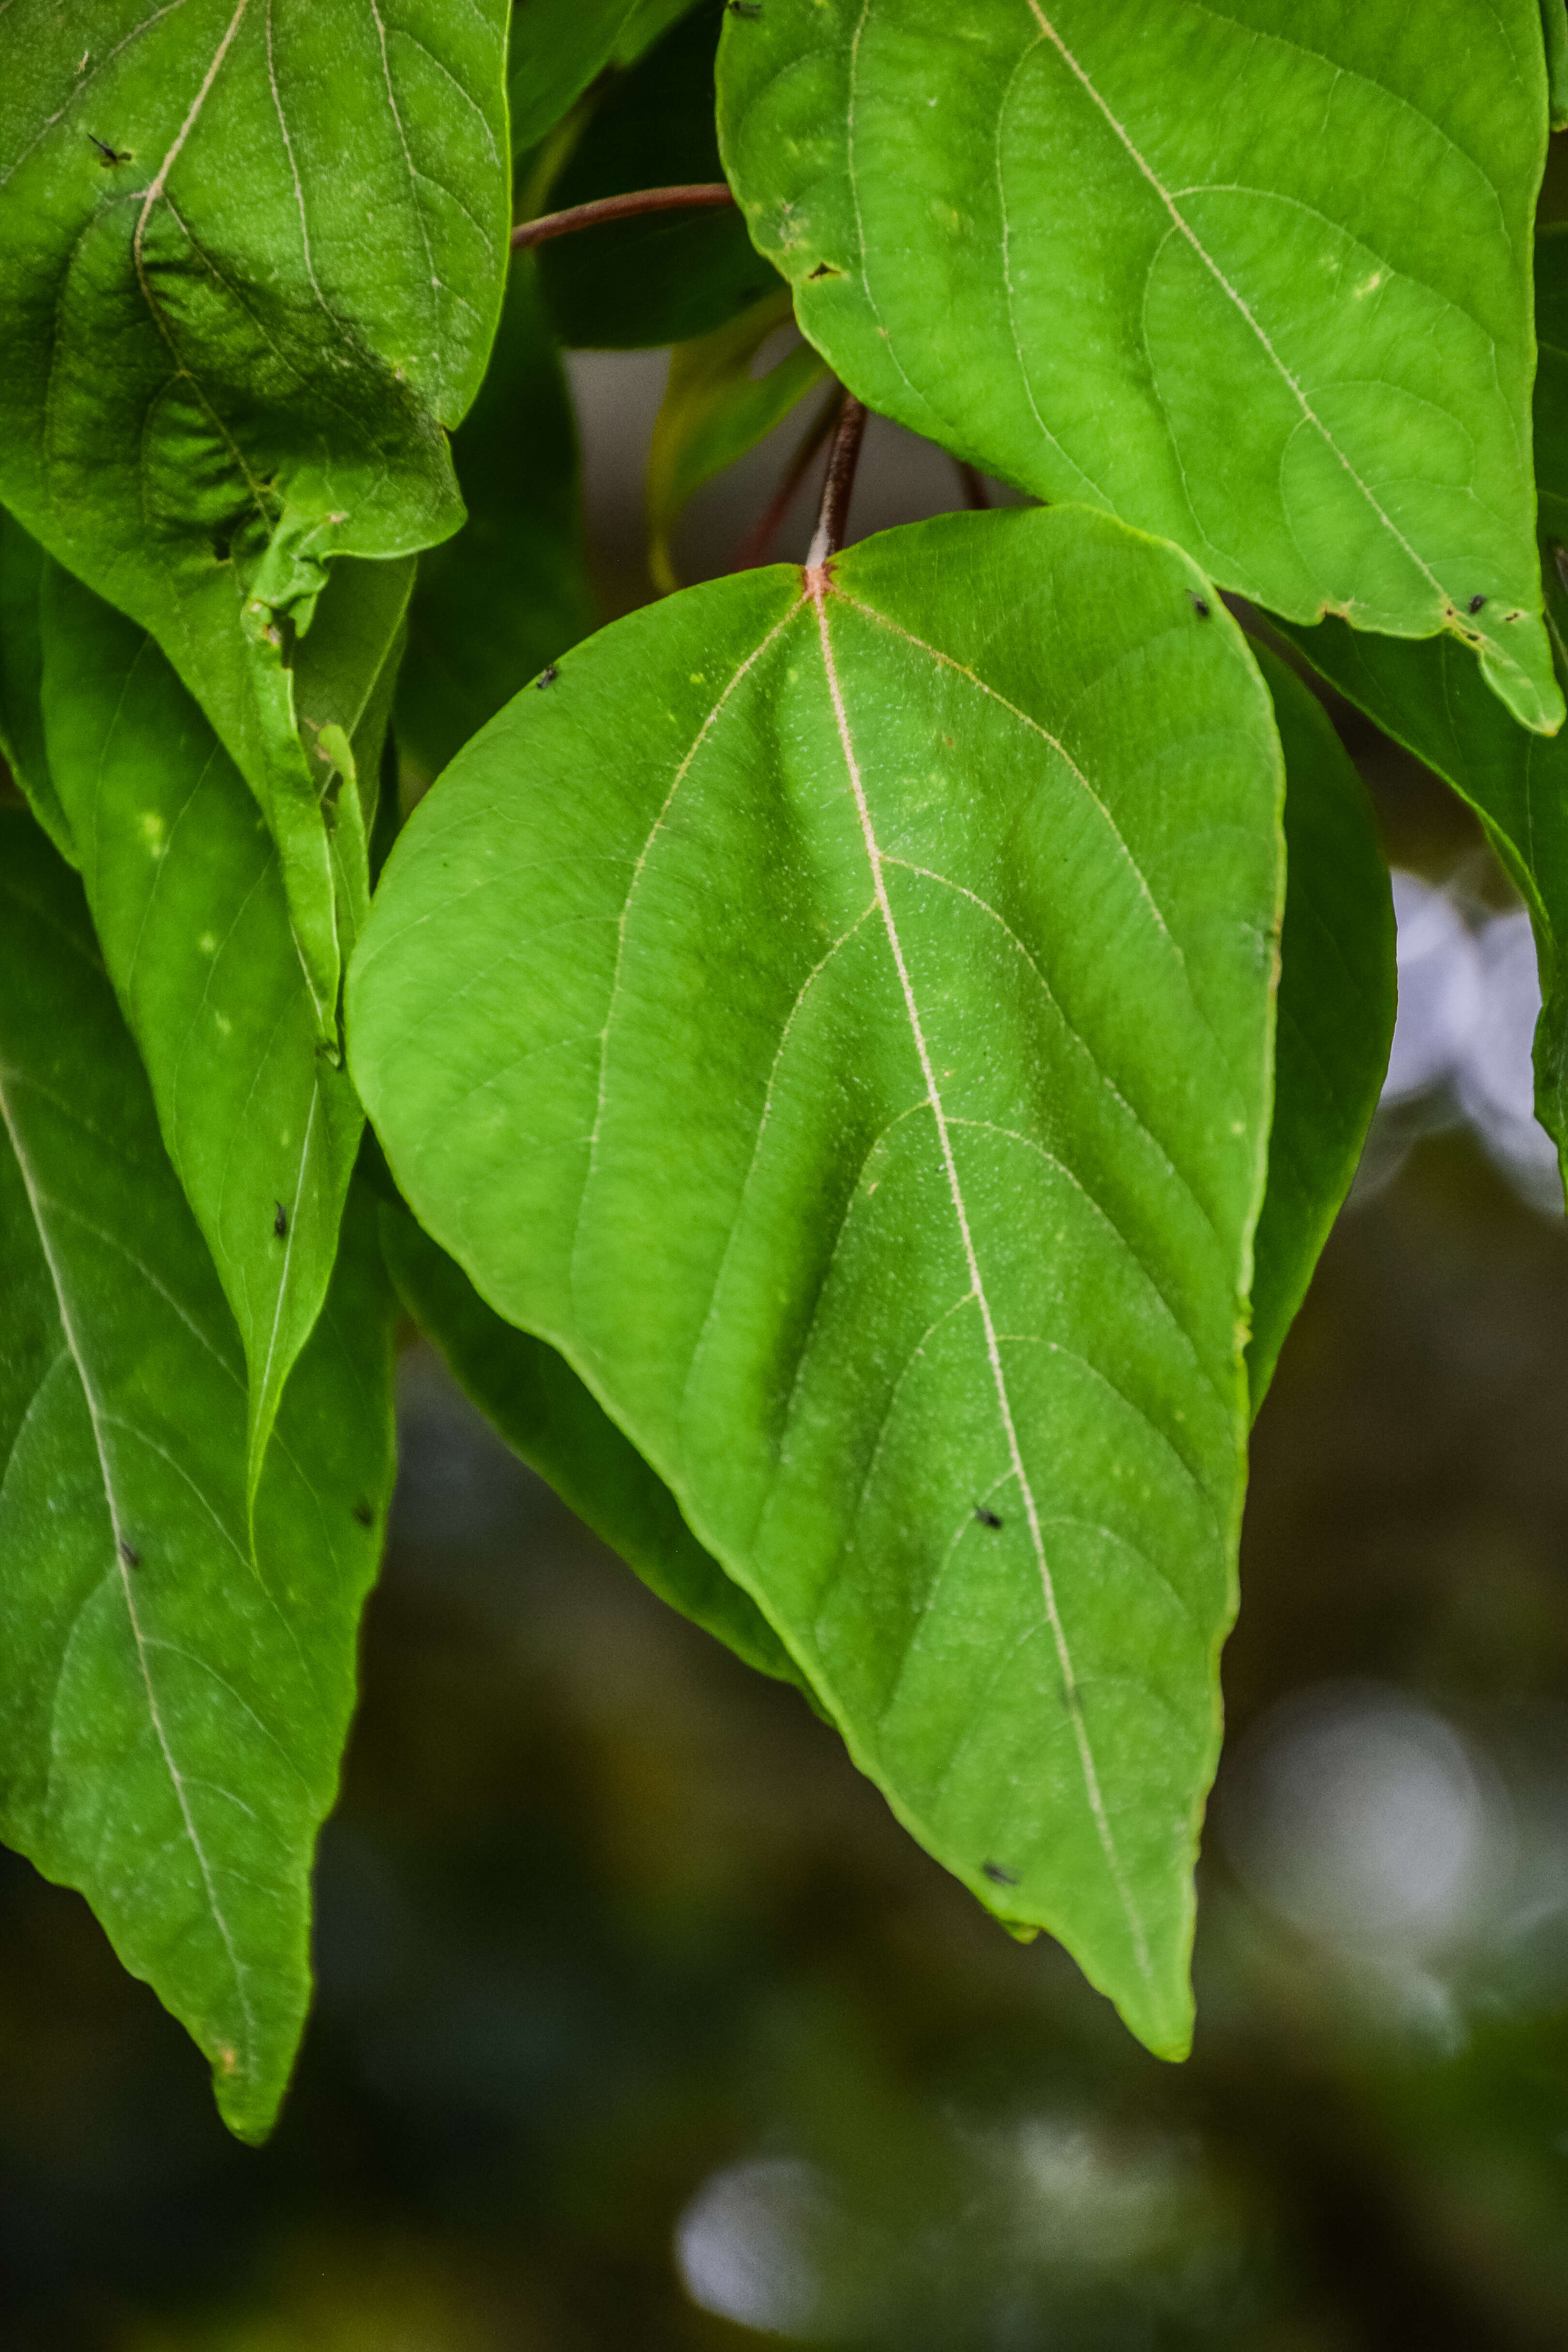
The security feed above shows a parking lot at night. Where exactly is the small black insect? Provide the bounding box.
[981,1860,1019,1886]
[273,1201,287,1238]
[352,1501,375,1528]
[1190,592,1211,619]
[118,1538,141,1568]
[536,664,558,689]
[974,1503,1003,1529]
[88,134,130,165]
[807,261,840,280]
[1467,593,1487,615]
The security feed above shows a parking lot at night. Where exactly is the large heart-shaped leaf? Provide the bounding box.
[716,0,1561,736]
[380,1203,811,1692]
[0,814,395,2141]
[349,505,1284,2053]
[0,0,510,1035]
[397,256,596,784]
[1247,648,1396,1412]
[538,0,777,348]
[35,561,366,1498]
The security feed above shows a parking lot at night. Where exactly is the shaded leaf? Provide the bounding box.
[509,0,640,156]
[397,256,596,784]
[0,813,395,2142]
[0,510,71,864]
[0,0,511,1037]
[717,0,1560,735]
[648,286,830,593]
[381,1202,814,1693]
[1247,648,1396,1413]
[36,562,366,1500]
[538,1,777,347]
[350,506,1284,2055]
[1545,0,1568,131]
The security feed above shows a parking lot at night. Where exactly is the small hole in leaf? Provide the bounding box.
[807,263,841,281]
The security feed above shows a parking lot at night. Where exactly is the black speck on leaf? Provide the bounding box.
[727,1,762,15]
[352,1501,375,1528]
[974,1503,1003,1529]
[88,134,129,165]
[273,1201,287,1238]
[118,1539,141,1568]
[807,262,841,281]
[1190,592,1211,619]
[536,665,558,690]
[1467,593,1487,615]
[982,1860,1019,1886]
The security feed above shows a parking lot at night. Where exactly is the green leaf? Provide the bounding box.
[35,561,366,1500]
[1246,648,1396,1414]
[648,286,831,593]
[380,1202,813,1692]
[1272,233,1568,1198]
[716,0,1561,737]
[0,812,395,2142]
[508,0,640,156]
[349,506,1284,2056]
[0,0,511,1038]
[538,0,778,348]
[397,256,596,783]
[1544,0,1568,131]
[0,510,71,865]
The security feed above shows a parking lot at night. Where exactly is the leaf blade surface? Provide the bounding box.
[717,0,1559,732]
[0,815,395,2141]
[350,506,1284,2052]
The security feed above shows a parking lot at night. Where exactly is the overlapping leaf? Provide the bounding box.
[381,1204,811,1690]
[0,0,510,1035]
[1272,227,1568,1198]
[717,0,1560,734]
[1247,649,1396,1411]
[397,257,596,783]
[350,505,1284,2054]
[0,814,395,2142]
[509,0,640,155]
[36,562,365,1494]
[538,0,776,347]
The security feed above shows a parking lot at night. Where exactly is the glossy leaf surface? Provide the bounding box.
[648,287,830,593]
[1247,649,1396,1412]
[0,0,510,1032]
[351,506,1284,2054]
[37,565,364,1495]
[539,1,777,347]
[0,815,395,2142]
[717,0,1560,734]
[398,258,596,783]
[381,1205,809,1690]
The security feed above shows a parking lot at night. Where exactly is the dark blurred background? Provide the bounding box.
[5,284,1568,2352]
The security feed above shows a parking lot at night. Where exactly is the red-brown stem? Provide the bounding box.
[956,460,989,511]
[510,182,734,250]
[805,394,868,570]
[734,382,844,570]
